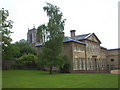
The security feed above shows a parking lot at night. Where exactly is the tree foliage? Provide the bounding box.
[37,3,66,74]
[15,39,36,57]
[18,53,38,64]
[15,53,38,69]
[3,44,20,60]
[37,24,47,43]
[0,8,13,52]
[14,39,37,68]
[0,8,13,60]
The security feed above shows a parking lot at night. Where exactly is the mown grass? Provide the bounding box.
[2,70,118,88]
[0,70,2,89]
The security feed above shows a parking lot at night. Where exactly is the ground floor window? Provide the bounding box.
[79,58,86,70]
[73,59,78,70]
[87,58,103,70]
[87,58,90,70]
[73,58,86,70]
[90,59,93,70]
[73,58,107,71]
[87,58,93,70]
[83,59,86,70]
[79,59,83,70]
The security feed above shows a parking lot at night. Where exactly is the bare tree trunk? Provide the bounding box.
[50,66,52,74]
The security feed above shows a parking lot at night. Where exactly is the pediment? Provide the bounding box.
[87,33,101,43]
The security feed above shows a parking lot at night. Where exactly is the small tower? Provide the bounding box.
[27,26,37,48]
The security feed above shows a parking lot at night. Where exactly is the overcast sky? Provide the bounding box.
[0,0,119,49]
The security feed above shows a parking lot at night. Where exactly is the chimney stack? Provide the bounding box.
[70,30,76,38]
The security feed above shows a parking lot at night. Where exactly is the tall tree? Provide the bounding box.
[0,8,13,60]
[37,3,66,74]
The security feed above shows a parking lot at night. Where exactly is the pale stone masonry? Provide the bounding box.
[27,28,37,47]
[107,49,120,70]
[27,28,120,73]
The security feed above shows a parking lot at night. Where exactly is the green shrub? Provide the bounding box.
[13,53,38,69]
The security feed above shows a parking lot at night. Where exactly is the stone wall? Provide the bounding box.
[27,28,37,47]
[2,60,15,70]
[61,42,74,72]
[107,49,120,69]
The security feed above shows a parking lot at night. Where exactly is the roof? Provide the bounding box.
[63,37,85,45]
[107,48,120,51]
[74,33,101,44]
[35,32,102,47]
[35,43,43,47]
[100,46,107,50]
[74,33,90,40]
[35,37,86,47]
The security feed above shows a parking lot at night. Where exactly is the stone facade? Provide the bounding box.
[27,28,120,73]
[27,28,37,47]
[107,49,120,70]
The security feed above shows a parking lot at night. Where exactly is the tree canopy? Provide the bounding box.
[37,3,66,74]
[15,39,36,57]
[0,8,13,60]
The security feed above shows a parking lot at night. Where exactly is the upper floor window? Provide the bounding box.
[97,46,100,53]
[74,46,84,52]
[77,47,80,51]
[86,42,100,53]
[74,46,80,51]
[74,46,77,51]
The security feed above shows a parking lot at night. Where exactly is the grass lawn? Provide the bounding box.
[2,70,118,88]
[0,70,2,89]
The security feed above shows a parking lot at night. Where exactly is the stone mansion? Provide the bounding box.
[27,28,120,73]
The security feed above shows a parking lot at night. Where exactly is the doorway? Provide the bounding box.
[92,56,97,70]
